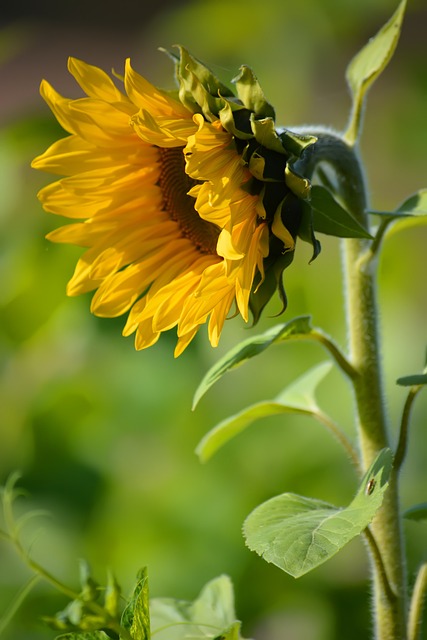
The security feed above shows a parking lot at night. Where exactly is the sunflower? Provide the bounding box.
[32,48,319,356]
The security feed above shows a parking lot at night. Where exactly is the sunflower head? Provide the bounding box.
[167,47,321,320]
[32,48,320,356]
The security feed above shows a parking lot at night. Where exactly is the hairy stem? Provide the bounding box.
[395,386,422,473]
[298,130,407,639]
[316,411,361,472]
[310,328,359,381]
[408,563,427,640]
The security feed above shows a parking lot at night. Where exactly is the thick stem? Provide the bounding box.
[341,182,407,640]
[297,131,407,639]
[408,563,427,640]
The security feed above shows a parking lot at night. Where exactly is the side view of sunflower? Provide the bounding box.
[32,48,321,356]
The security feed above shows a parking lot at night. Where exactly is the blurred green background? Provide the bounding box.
[0,1,426,638]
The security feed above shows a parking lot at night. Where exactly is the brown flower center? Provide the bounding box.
[158,146,220,254]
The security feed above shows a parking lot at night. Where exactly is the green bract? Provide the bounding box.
[163,46,380,322]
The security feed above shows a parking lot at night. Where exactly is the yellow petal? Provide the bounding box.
[67,57,126,103]
[124,59,190,118]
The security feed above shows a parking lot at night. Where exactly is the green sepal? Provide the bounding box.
[196,362,332,462]
[248,153,272,182]
[285,164,311,200]
[403,503,427,522]
[243,448,393,578]
[279,129,317,158]
[310,185,372,238]
[344,0,407,145]
[219,100,254,140]
[121,568,150,640]
[250,116,287,155]
[233,65,275,119]
[243,143,289,182]
[249,248,294,325]
[299,201,321,263]
[186,75,226,121]
[193,316,312,409]
[165,45,234,118]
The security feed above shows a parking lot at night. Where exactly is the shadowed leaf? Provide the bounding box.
[403,503,427,522]
[310,186,372,238]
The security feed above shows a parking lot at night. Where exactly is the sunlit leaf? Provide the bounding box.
[396,189,427,216]
[244,448,392,578]
[104,571,121,619]
[196,363,332,462]
[150,575,245,640]
[121,568,150,640]
[190,575,237,632]
[78,560,98,603]
[344,0,407,145]
[368,189,427,222]
[403,503,427,522]
[193,316,313,409]
[310,186,372,239]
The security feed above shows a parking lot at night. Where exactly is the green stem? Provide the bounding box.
[298,130,407,639]
[316,411,361,472]
[10,534,133,640]
[363,527,397,607]
[394,386,422,474]
[408,563,427,640]
[0,575,41,636]
[309,328,359,380]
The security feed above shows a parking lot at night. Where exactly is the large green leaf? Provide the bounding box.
[310,186,372,239]
[192,316,313,409]
[243,448,392,578]
[344,0,407,145]
[196,362,332,462]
